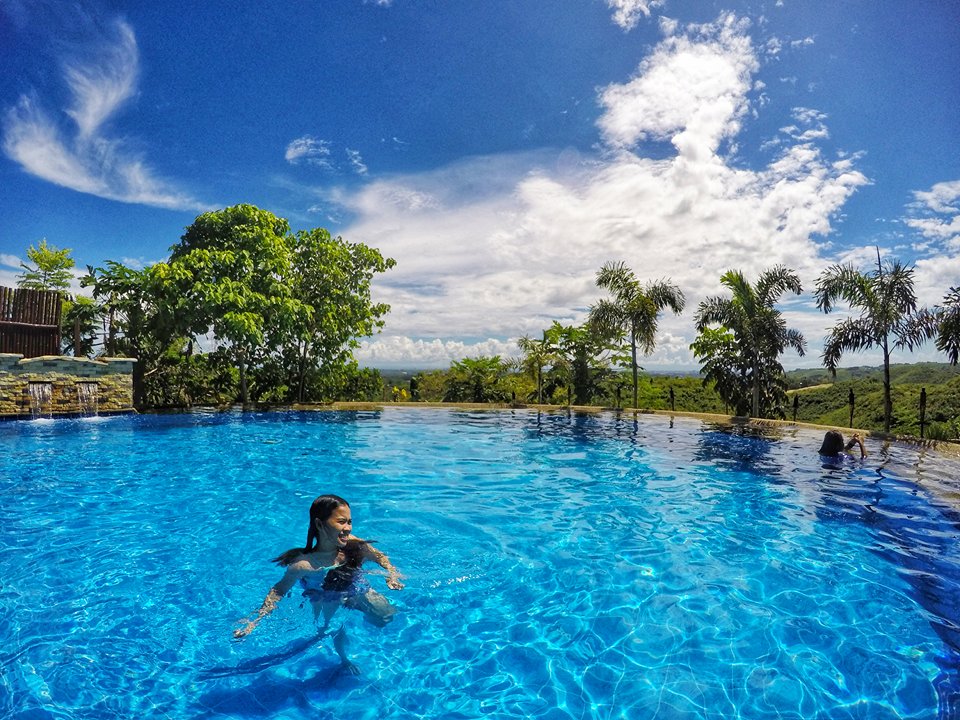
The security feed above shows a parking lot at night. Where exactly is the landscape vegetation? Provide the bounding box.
[14,203,960,441]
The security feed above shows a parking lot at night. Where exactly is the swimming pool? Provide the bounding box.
[2,408,959,719]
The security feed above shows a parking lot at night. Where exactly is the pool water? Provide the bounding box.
[2,409,959,719]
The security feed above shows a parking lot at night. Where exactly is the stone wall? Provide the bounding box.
[0,354,135,418]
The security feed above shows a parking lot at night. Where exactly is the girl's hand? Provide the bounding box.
[233,620,256,639]
[386,573,404,590]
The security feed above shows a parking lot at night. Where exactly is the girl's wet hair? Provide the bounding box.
[818,430,845,456]
[273,494,349,566]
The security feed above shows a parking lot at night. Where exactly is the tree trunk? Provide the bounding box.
[882,344,892,432]
[74,316,81,357]
[239,353,249,406]
[297,340,309,403]
[107,307,116,356]
[751,364,760,418]
[536,365,542,405]
[631,340,638,409]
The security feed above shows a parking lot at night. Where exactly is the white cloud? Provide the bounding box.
[346,148,368,175]
[2,19,206,211]
[285,135,332,167]
[356,336,519,368]
[328,15,869,369]
[597,14,758,159]
[904,179,960,307]
[606,0,665,31]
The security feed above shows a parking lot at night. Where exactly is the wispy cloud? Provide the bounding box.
[606,0,665,31]
[286,138,371,176]
[346,148,368,176]
[342,14,868,368]
[2,18,206,211]
[285,135,333,167]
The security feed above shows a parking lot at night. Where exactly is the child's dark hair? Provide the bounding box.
[273,494,349,566]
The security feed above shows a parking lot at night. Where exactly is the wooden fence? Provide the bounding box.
[0,286,62,358]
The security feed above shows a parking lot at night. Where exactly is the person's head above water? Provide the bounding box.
[819,430,845,456]
[273,494,351,565]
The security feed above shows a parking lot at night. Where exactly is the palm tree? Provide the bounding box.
[694,266,806,418]
[814,249,938,432]
[589,261,685,409]
[937,287,960,365]
[517,333,552,404]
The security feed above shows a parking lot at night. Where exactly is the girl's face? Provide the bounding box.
[317,504,352,547]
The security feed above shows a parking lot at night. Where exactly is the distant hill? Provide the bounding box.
[785,363,960,439]
[786,362,960,389]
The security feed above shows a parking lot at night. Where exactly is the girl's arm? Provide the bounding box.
[363,543,404,590]
[233,565,304,638]
[846,433,867,458]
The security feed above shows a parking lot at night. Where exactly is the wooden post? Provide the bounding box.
[919,387,927,439]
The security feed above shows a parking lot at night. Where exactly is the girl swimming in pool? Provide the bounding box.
[234,494,403,672]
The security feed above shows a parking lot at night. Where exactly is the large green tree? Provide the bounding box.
[17,239,74,291]
[282,228,395,402]
[589,261,685,409]
[694,266,806,418]
[815,251,938,431]
[150,205,307,405]
[148,204,394,406]
[937,287,960,365]
[544,321,613,407]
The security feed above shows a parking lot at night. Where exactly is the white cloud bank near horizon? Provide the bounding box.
[2,18,206,212]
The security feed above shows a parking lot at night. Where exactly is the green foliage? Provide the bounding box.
[17,239,75,292]
[938,287,960,365]
[443,356,510,403]
[815,250,938,431]
[544,321,615,406]
[60,296,98,357]
[410,370,448,402]
[147,204,394,406]
[589,261,685,409]
[693,266,805,418]
[787,366,960,439]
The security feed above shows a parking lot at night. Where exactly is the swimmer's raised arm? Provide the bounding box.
[363,543,404,590]
[845,433,867,459]
[233,562,307,638]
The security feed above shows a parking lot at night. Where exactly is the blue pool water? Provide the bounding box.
[2,408,960,719]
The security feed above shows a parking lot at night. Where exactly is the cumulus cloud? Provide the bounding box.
[2,18,206,211]
[331,14,868,368]
[904,179,960,308]
[597,14,758,159]
[606,0,665,31]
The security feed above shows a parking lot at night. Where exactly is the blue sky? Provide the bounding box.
[2,0,959,369]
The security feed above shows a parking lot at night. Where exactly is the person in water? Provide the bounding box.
[234,494,403,672]
[818,430,867,459]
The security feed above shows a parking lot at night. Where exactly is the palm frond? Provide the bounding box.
[756,265,802,306]
[814,263,872,313]
[821,316,876,370]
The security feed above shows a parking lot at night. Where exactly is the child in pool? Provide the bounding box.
[234,494,403,672]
